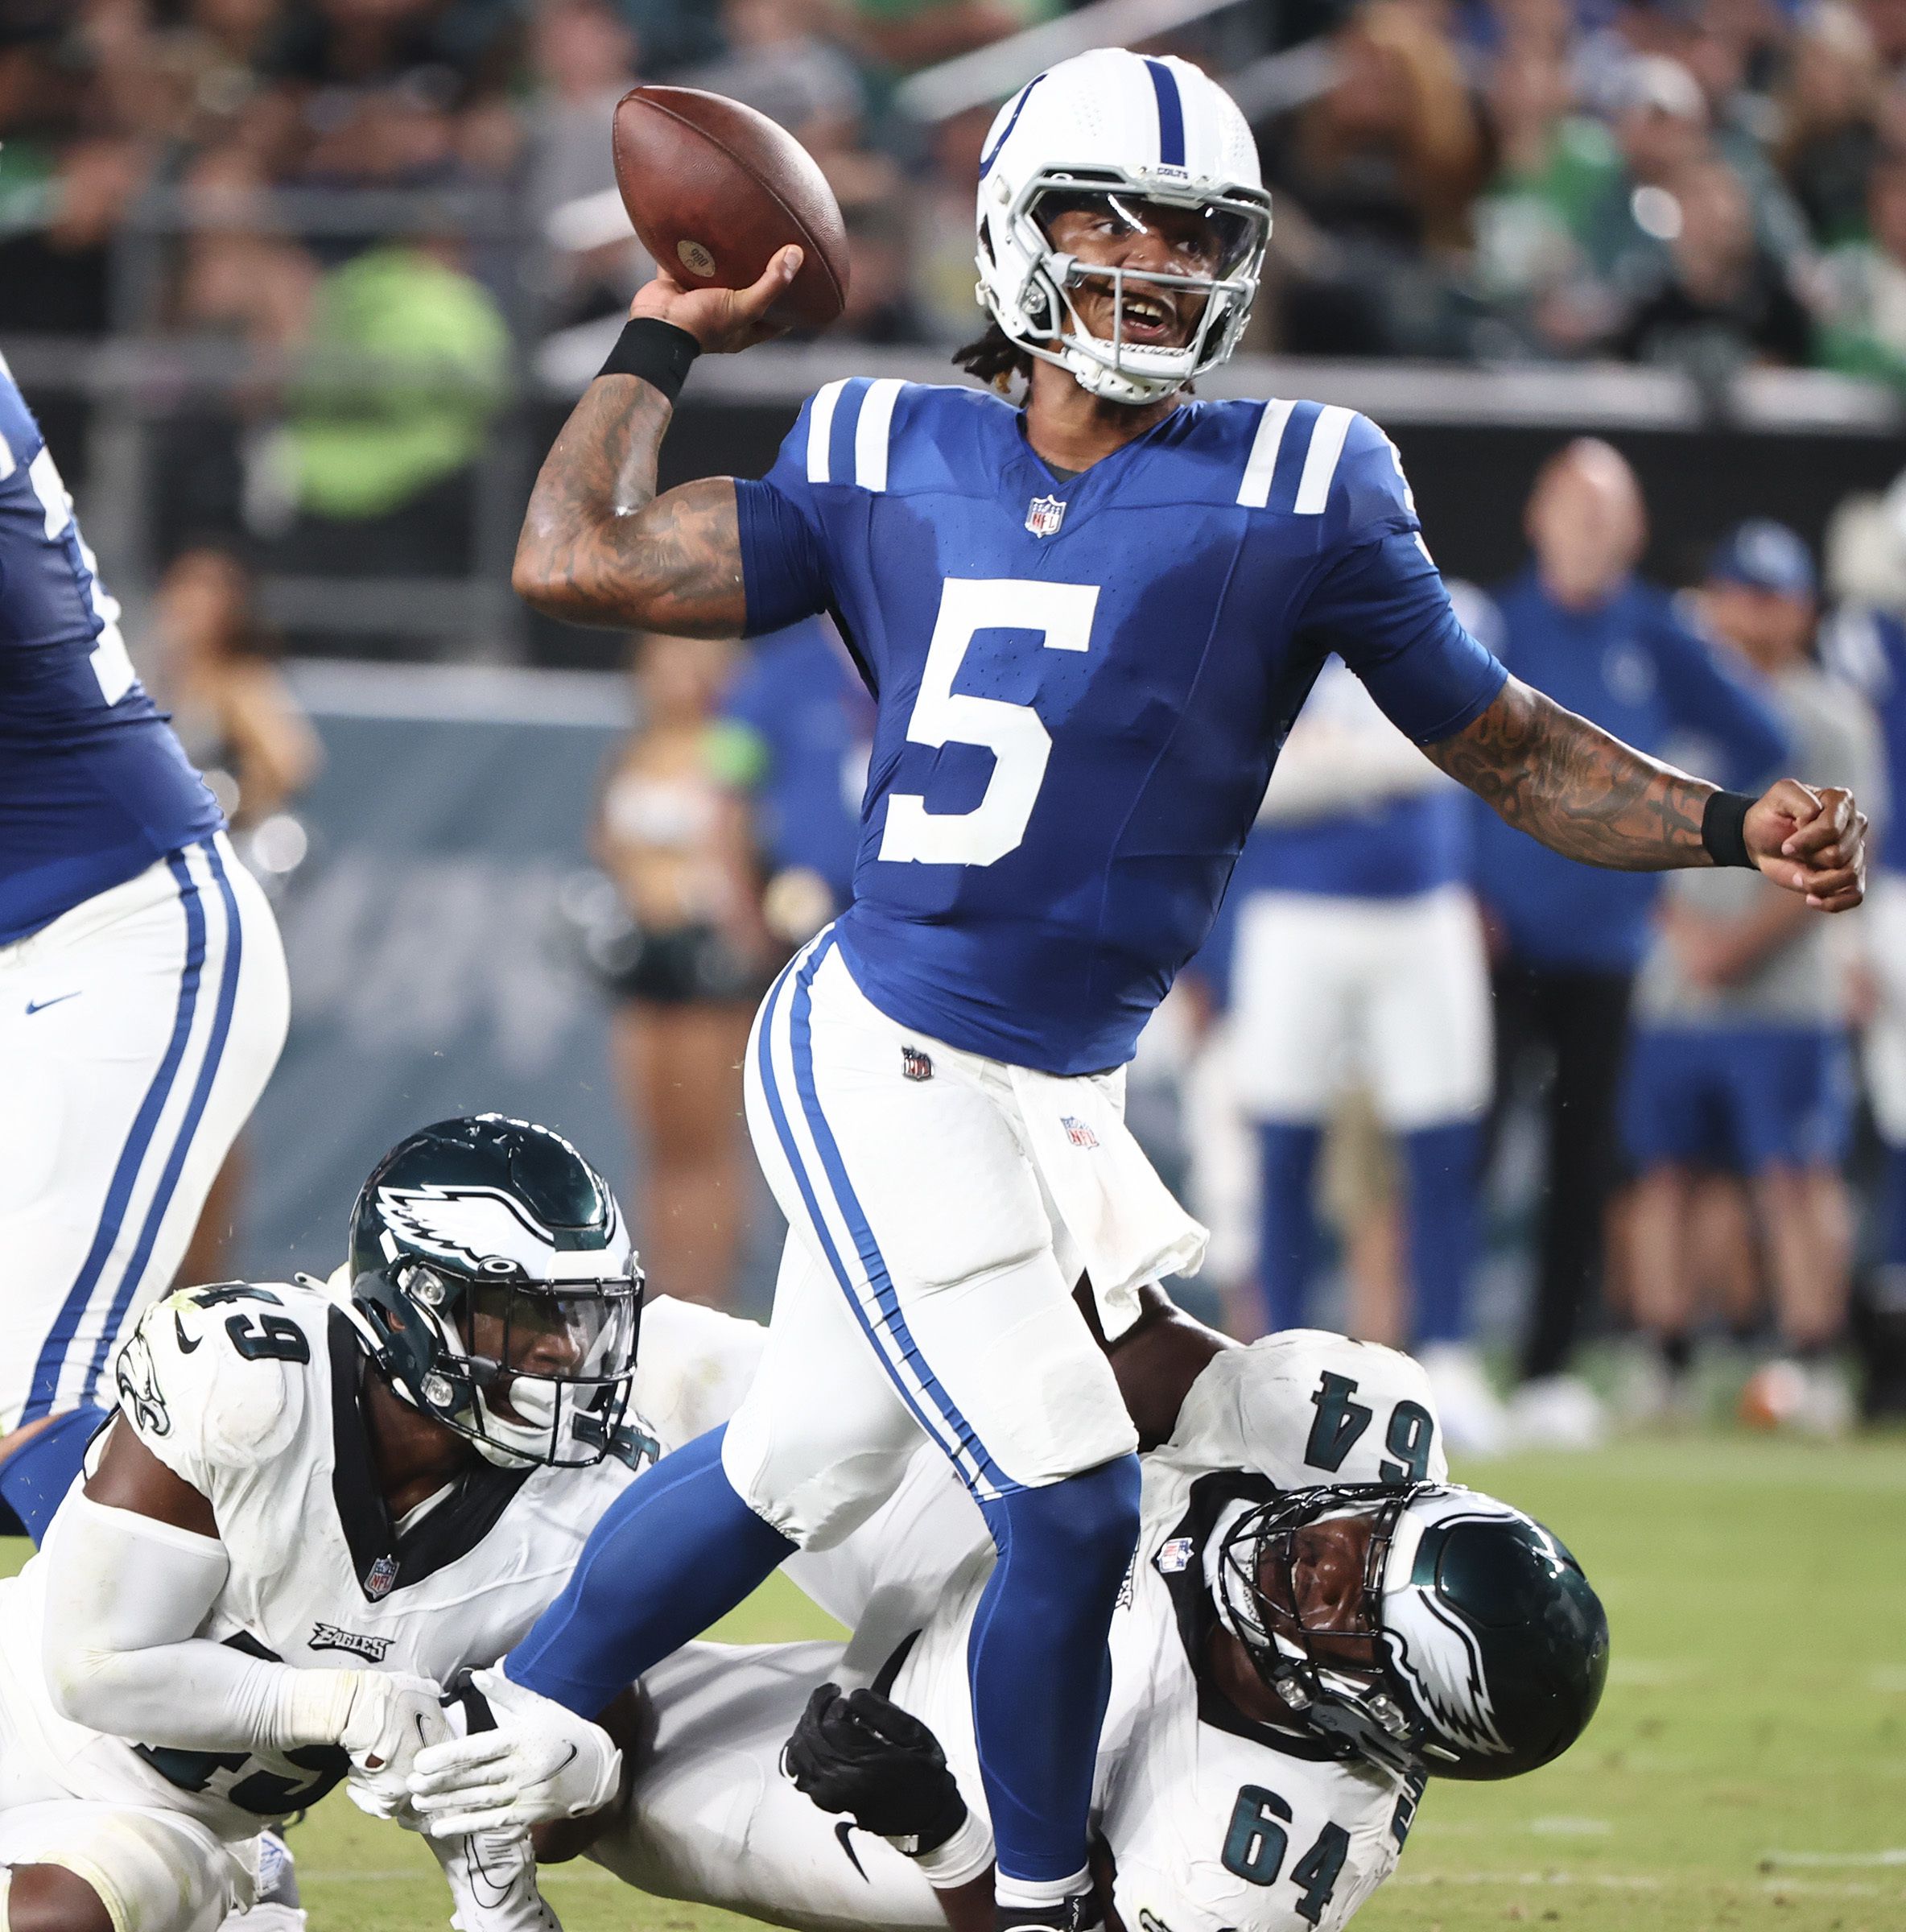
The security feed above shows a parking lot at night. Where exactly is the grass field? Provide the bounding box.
[19,1434,1904,1932]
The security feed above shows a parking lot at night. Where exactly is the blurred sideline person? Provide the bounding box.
[594,634,765,1309]
[155,547,324,1289]
[1824,584,1906,1385]
[0,1112,764,1932]
[708,614,874,952]
[1223,658,1503,1451]
[0,357,289,1445]
[1471,440,1789,1446]
[1621,523,1884,1430]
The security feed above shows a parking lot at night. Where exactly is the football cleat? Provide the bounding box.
[973,47,1272,406]
[1216,1482,1609,1779]
[344,1114,642,1469]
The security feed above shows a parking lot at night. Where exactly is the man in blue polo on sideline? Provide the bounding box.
[1471,442,1789,1446]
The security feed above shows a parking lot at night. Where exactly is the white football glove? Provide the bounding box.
[406,1666,621,1838]
[339,1670,452,1818]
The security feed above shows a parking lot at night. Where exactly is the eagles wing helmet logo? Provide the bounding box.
[375,1182,624,1281]
[1382,1508,1515,1758]
[1025,493,1066,538]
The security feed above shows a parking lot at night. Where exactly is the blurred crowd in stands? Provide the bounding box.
[9,0,1906,386]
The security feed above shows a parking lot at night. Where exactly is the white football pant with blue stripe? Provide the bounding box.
[725,930,1165,1550]
[0,833,287,1430]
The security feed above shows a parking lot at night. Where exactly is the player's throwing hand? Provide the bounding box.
[407,1666,622,1837]
[626,245,803,355]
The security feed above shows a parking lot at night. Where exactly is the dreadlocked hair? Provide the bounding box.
[953,320,1033,395]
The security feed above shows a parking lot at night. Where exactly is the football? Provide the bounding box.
[611,85,850,332]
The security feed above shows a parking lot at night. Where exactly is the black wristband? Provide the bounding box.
[596,318,701,401]
[1702,789,1756,869]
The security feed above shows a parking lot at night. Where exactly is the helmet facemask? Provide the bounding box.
[363,1253,642,1470]
[985,167,1272,404]
[1215,1483,1426,1775]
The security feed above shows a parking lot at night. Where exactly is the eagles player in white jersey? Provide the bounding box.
[420,1331,1606,1932]
[0,1113,764,1932]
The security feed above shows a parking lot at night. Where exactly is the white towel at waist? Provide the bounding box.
[1006,1062,1207,1342]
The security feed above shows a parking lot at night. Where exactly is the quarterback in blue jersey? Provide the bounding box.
[407,47,1869,1932]
[0,356,288,1439]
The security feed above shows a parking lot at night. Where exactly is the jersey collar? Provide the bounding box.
[326,1310,533,1602]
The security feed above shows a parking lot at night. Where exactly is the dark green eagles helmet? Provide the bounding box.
[346,1113,642,1470]
[1216,1482,1609,1780]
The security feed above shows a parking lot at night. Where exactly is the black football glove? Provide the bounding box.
[783,1682,967,1852]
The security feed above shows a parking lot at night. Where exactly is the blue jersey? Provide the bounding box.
[0,362,221,943]
[736,379,1506,1073]
[720,618,871,906]
[1824,605,1906,877]
[1470,570,1789,975]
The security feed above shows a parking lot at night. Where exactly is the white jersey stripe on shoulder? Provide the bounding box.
[1236,398,1295,509]
[1293,404,1354,515]
[853,378,904,493]
[806,379,849,485]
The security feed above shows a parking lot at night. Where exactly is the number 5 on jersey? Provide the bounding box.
[879,576,1099,868]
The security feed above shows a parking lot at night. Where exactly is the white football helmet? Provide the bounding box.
[974,47,1273,405]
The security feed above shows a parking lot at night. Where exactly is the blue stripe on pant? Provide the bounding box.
[753,930,1013,1499]
[23,840,233,1421]
[80,840,243,1400]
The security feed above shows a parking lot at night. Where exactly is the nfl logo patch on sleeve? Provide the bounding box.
[1025,494,1066,538]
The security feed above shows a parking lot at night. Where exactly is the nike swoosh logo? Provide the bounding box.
[174,1313,202,1354]
[834,1821,868,1882]
[24,993,80,1015]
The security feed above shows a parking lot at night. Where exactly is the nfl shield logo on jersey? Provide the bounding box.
[365,1554,399,1600]
[901,1045,934,1082]
[1025,494,1066,539]
[1062,1115,1099,1149]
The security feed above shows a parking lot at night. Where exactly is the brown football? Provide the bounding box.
[612,86,849,332]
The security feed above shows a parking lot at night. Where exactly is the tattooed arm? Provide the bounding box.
[1425,675,1868,911]
[512,248,802,635]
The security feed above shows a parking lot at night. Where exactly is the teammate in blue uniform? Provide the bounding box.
[0,355,288,1443]
[405,50,1868,1930]
[1211,656,1503,1449]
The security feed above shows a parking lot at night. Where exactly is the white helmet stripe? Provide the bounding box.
[1293,405,1355,515]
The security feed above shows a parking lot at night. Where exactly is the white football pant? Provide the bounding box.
[724,930,1203,1548]
[0,835,288,1430]
[1226,885,1492,1128]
